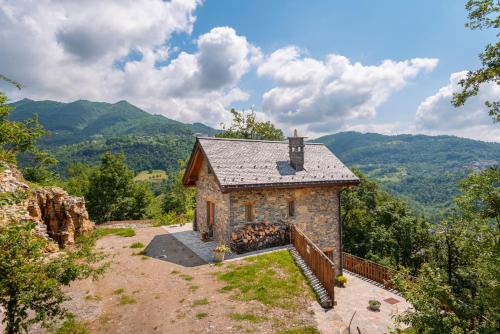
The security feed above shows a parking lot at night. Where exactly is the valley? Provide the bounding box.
[10,99,500,216]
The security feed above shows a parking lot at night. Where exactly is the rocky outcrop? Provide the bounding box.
[0,163,93,247]
[29,187,94,246]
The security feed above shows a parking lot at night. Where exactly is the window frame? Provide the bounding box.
[245,203,254,222]
[288,199,295,218]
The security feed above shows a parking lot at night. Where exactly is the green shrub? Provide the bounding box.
[54,314,89,334]
[0,191,28,206]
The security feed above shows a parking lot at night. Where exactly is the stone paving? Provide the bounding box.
[315,271,411,334]
[162,223,290,263]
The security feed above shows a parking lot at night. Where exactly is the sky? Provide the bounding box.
[0,0,499,142]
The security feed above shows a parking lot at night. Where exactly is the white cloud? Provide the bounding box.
[416,71,500,142]
[257,46,438,134]
[0,1,258,126]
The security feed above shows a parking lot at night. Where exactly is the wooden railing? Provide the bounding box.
[290,225,335,301]
[342,252,398,287]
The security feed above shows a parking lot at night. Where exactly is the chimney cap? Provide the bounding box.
[289,129,307,139]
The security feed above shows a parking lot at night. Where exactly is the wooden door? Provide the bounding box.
[207,201,215,238]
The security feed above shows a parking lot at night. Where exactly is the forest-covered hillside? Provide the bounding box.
[315,132,499,215]
[10,99,218,174]
[11,99,499,215]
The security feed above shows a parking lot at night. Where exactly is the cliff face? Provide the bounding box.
[0,164,93,248]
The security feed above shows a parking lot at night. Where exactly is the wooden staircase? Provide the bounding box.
[290,246,333,308]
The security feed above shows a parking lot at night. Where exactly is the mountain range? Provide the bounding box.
[10,99,218,174]
[10,99,500,216]
[315,132,499,215]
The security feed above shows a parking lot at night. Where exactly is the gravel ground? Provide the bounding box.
[60,226,318,333]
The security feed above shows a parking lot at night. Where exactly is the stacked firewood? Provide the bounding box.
[230,221,290,254]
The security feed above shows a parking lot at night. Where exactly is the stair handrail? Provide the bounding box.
[290,224,335,267]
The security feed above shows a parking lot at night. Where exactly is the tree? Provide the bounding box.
[216,108,285,141]
[455,167,499,222]
[162,160,195,215]
[452,0,500,122]
[85,152,153,223]
[0,222,103,334]
[341,169,430,272]
[21,150,58,185]
[394,168,500,333]
[0,92,48,164]
[372,199,430,273]
[0,75,56,181]
[63,162,96,197]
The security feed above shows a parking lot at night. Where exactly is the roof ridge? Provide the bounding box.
[197,136,324,145]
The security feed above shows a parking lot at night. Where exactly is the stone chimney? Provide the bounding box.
[288,129,306,171]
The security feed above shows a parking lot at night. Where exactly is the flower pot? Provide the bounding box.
[213,251,225,262]
[368,301,381,311]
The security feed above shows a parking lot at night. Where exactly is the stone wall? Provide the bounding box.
[229,186,342,275]
[194,158,230,243]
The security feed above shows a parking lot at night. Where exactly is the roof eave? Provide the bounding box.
[220,179,360,193]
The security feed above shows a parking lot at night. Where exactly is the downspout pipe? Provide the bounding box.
[338,189,343,276]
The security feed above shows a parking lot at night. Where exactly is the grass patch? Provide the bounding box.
[112,288,125,295]
[229,312,268,323]
[84,294,102,301]
[171,270,180,275]
[189,284,200,292]
[118,295,136,305]
[217,250,312,309]
[179,274,193,281]
[130,242,145,248]
[93,227,135,239]
[278,326,321,334]
[53,314,89,334]
[195,312,208,320]
[192,298,209,307]
[97,313,111,330]
[134,169,167,182]
[132,249,146,256]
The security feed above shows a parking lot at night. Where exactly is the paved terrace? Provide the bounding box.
[159,223,410,333]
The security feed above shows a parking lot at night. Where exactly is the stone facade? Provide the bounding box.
[195,158,230,243]
[230,186,341,274]
[194,155,342,274]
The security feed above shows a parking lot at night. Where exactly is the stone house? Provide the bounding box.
[183,133,359,274]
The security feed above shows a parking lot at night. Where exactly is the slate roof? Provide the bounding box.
[185,137,359,192]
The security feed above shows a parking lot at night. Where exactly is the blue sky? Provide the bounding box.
[186,0,493,124]
[0,0,498,141]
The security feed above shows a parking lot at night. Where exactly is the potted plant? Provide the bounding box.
[336,275,347,287]
[368,299,381,311]
[213,244,231,262]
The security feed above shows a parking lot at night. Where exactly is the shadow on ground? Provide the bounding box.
[144,234,207,267]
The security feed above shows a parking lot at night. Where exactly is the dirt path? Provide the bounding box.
[62,226,317,334]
